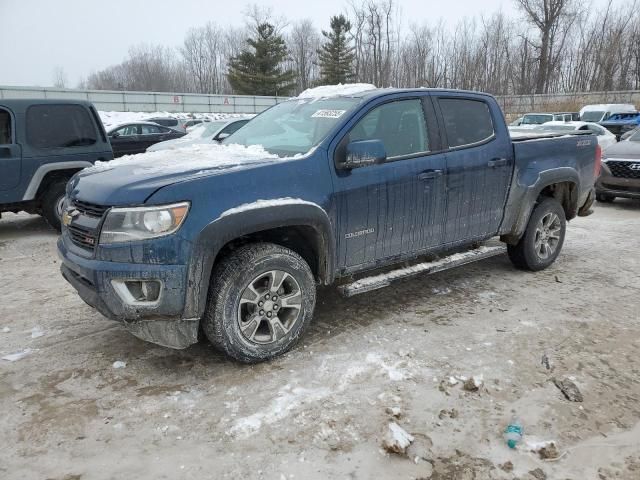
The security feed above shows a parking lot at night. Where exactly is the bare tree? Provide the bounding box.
[52,66,68,88]
[287,20,321,92]
[515,0,578,93]
[181,23,224,93]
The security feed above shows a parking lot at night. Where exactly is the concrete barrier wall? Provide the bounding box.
[2,85,639,119]
[495,90,640,120]
[0,85,284,114]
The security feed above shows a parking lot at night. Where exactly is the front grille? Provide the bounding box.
[66,200,109,252]
[606,161,640,179]
[73,200,110,218]
[68,224,99,250]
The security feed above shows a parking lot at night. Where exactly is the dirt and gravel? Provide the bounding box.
[1,200,639,480]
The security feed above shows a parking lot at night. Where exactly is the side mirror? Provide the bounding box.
[110,132,120,139]
[215,132,230,142]
[339,139,387,169]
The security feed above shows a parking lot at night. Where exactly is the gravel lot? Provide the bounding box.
[1,201,639,480]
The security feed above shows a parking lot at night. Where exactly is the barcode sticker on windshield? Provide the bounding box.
[311,109,346,119]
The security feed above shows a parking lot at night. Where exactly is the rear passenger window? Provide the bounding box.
[439,98,494,148]
[348,99,429,158]
[26,104,97,149]
[141,124,162,134]
[0,108,11,144]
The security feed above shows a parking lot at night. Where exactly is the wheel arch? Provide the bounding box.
[501,168,580,244]
[183,203,335,320]
[23,162,92,201]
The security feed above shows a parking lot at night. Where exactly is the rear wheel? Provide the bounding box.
[596,193,615,203]
[41,179,68,231]
[507,198,566,271]
[202,243,316,363]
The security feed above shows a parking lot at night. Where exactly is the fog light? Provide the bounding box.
[112,279,162,305]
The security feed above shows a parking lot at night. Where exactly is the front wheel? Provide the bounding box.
[507,198,566,271]
[41,179,68,231]
[202,243,316,363]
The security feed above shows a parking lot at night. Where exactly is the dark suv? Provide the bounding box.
[596,128,640,202]
[0,99,113,229]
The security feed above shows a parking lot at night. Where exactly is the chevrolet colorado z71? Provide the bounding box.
[57,86,599,362]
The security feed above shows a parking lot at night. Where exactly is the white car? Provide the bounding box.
[146,117,251,152]
[580,104,636,123]
[530,121,618,150]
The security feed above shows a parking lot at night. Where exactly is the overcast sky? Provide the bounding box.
[0,0,603,88]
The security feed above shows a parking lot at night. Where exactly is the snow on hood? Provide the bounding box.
[85,143,280,177]
[297,83,377,100]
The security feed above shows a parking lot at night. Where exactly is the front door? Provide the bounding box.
[435,96,513,243]
[331,96,447,272]
[0,107,22,196]
[109,124,141,157]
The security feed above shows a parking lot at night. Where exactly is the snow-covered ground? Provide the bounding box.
[2,200,640,479]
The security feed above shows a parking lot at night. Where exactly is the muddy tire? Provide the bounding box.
[202,242,316,363]
[596,193,615,203]
[507,197,566,271]
[41,179,68,232]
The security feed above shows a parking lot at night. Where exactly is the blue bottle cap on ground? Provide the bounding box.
[507,439,517,449]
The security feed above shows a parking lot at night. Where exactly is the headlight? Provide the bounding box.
[100,202,190,244]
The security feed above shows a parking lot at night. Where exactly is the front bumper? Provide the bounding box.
[596,163,640,199]
[57,237,199,349]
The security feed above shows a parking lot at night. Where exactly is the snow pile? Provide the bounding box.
[98,111,250,130]
[2,349,33,362]
[382,422,414,454]
[297,83,377,100]
[112,360,127,369]
[218,198,320,219]
[85,143,280,176]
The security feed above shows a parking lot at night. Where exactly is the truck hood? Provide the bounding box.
[603,140,640,159]
[69,144,281,206]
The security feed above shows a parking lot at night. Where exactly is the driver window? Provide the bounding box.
[0,109,11,144]
[347,99,429,158]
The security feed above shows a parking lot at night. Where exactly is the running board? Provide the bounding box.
[338,245,507,298]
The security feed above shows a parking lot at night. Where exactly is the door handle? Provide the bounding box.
[418,170,443,181]
[488,158,508,168]
[0,147,12,158]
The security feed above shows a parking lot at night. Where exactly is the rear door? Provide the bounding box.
[0,107,22,197]
[140,124,168,150]
[434,95,513,244]
[330,95,447,272]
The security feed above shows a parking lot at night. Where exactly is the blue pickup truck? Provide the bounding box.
[57,87,599,362]
[0,99,113,230]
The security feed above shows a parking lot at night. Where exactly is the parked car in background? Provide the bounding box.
[580,104,636,123]
[621,126,639,141]
[599,111,640,140]
[526,121,618,150]
[107,122,185,157]
[145,116,183,131]
[146,117,251,152]
[184,118,211,132]
[58,86,599,362]
[510,112,579,127]
[596,128,640,202]
[0,99,112,230]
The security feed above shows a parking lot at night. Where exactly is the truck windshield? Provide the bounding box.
[222,97,362,156]
[581,111,605,122]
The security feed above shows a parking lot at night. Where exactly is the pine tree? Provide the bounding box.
[227,23,296,96]
[318,15,355,85]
